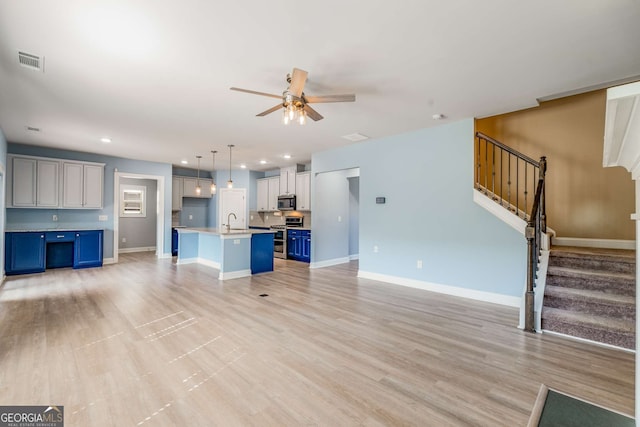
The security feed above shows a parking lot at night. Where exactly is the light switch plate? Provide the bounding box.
[98,215,108,221]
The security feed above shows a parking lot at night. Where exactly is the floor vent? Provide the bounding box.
[18,51,43,71]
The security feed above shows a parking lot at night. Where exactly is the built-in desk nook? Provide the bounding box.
[5,229,104,275]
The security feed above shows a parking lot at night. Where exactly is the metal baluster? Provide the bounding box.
[524,163,528,218]
[484,138,488,193]
[507,154,512,211]
[516,158,519,218]
[491,143,496,197]
[500,147,504,207]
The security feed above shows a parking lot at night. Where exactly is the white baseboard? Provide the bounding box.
[357,270,521,308]
[176,257,198,265]
[103,257,116,265]
[219,269,251,280]
[310,256,351,269]
[552,237,635,250]
[349,254,360,261]
[118,246,156,254]
[197,258,221,270]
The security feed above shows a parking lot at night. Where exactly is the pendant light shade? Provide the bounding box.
[195,155,202,195]
[227,144,234,188]
[210,150,217,195]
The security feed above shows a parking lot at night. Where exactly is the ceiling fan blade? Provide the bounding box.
[230,87,282,99]
[257,104,284,117]
[288,68,308,97]
[304,94,356,103]
[303,104,323,121]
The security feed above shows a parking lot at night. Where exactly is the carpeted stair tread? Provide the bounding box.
[541,307,635,349]
[548,248,635,275]
[544,285,634,306]
[542,246,635,349]
[546,266,635,296]
[541,306,634,333]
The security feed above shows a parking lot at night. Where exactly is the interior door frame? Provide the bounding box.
[113,171,166,263]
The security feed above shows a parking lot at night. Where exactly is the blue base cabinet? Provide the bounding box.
[287,229,311,263]
[74,230,104,269]
[5,232,46,275]
[251,233,274,274]
[5,229,103,275]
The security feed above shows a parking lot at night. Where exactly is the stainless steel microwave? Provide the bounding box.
[277,195,296,211]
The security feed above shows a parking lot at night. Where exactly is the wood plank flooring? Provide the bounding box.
[0,253,634,426]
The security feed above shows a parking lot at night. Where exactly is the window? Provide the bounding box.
[120,185,146,217]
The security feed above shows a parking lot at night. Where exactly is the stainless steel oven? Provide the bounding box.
[271,226,286,259]
[270,217,303,259]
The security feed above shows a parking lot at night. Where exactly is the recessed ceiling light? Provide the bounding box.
[283,154,291,159]
[260,160,267,165]
[240,164,247,169]
[432,114,446,120]
[100,137,112,143]
[181,159,188,165]
[342,133,369,142]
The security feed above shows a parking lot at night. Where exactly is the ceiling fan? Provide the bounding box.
[230,68,355,124]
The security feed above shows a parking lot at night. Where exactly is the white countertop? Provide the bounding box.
[176,227,276,236]
[6,228,105,232]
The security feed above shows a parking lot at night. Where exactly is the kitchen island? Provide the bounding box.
[175,228,275,280]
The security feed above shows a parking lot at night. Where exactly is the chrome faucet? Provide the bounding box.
[226,212,237,232]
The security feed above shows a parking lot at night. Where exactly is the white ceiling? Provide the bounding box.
[1,1,639,172]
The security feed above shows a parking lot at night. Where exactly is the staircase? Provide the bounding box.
[541,246,636,350]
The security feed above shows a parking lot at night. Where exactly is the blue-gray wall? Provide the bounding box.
[0,128,7,276]
[7,143,173,258]
[119,177,157,249]
[312,118,526,297]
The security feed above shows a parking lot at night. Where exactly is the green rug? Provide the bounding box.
[531,387,634,427]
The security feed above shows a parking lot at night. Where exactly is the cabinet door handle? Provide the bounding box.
[57,235,64,238]
[76,234,80,237]
[40,235,44,238]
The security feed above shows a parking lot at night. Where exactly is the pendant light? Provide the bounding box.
[210,150,217,194]
[195,155,202,195]
[227,144,234,188]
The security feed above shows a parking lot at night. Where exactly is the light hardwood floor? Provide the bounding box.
[0,253,634,426]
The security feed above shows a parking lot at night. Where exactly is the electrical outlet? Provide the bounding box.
[417,260,423,269]
[338,215,342,222]
[189,214,193,220]
[233,239,240,245]
[122,237,126,243]
[52,214,58,222]
[98,215,108,221]
[373,245,379,253]
[250,215,254,221]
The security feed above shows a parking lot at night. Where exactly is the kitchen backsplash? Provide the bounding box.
[249,211,311,228]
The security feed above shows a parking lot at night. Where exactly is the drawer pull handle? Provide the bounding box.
[57,235,64,238]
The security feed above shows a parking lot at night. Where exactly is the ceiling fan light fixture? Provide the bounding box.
[299,110,306,125]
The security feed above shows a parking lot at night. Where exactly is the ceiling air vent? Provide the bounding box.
[342,133,369,142]
[18,51,43,71]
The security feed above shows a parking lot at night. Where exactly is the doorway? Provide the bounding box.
[113,172,166,263]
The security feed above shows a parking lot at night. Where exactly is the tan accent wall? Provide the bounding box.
[476,90,635,241]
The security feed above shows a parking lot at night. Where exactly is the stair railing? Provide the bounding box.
[475,132,546,332]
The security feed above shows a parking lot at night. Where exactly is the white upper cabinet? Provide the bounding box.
[36,160,60,207]
[172,176,183,210]
[182,177,213,198]
[62,161,104,209]
[7,154,103,209]
[279,165,304,195]
[295,172,311,211]
[256,178,269,211]
[256,176,280,212]
[268,177,280,211]
[8,155,60,208]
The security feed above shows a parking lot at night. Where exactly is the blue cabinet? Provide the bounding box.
[5,232,46,275]
[251,233,274,274]
[74,230,104,269]
[4,229,103,275]
[287,229,311,263]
